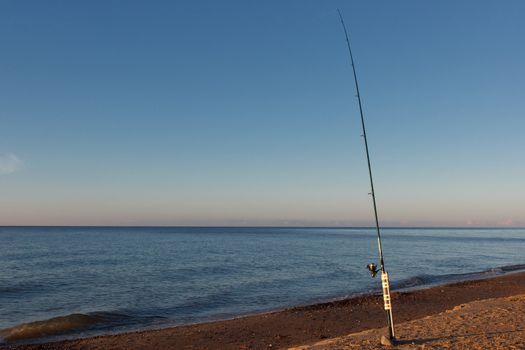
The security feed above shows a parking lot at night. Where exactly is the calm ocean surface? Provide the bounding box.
[1,226,524,343]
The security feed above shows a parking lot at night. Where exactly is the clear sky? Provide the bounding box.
[1,0,524,227]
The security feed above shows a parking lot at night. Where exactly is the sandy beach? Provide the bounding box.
[291,294,525,350]
[3,271,525,350]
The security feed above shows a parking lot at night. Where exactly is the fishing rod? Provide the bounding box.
[337,9,396,343]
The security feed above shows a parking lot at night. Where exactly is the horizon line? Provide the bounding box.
[0,225,524,230]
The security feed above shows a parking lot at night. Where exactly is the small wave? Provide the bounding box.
[0,312,127,342]
[500,264,525,272]
[393,263,525,291]
[0,281,49,295]
[392,275,433,289]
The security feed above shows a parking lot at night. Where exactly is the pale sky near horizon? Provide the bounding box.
[1,0,524,227]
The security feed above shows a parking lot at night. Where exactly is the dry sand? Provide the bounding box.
[290,294,525,350]
[3,272,525,350]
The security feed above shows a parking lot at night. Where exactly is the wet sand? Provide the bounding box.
[3,271,525,350]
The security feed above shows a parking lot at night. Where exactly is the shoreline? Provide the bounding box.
[3,271,525,350]
[5,264,525,345]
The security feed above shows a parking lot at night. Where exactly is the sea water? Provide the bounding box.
[1,227,524,343]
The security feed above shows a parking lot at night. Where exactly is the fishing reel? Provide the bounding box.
[367,263,379,278]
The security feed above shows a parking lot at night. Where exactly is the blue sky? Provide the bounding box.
[1,0,524,226]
